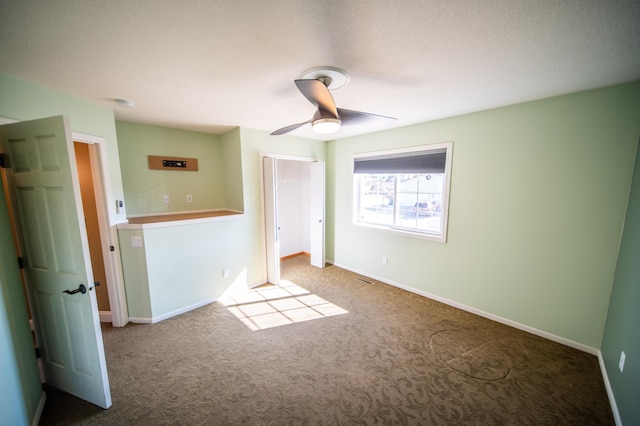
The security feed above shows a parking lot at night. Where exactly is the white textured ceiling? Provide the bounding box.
[1,0,639,140]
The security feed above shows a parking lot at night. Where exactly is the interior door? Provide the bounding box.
[0,116,112,408]
[263,156,280,284]
[309,161,325,268]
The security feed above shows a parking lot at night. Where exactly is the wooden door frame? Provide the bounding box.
[0,117,128,327]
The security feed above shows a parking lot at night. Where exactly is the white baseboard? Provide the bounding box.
[0,116,19,124]
[32,391,46,426]
[128,317,153,324]
[129,298,217,324]
[333,261,599,355]
[598,351,622,426]
[99,311,112,323]
[248,279,268,289]
[151,298,216,323]
[334,263,625,418]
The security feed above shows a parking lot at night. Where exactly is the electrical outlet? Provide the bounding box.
[619,351,626,373]
[382,256,388,265]
[163,195,170,204]
[131,236,143,248]
[222,268,230,278]
[186,194,193,203]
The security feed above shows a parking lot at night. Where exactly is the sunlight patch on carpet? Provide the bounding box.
[218,280,348,330]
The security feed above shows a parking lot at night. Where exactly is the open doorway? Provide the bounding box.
[70,132,127,328]
[74,142,111,320]
[263,155,325,285]
[1,115,127,328]
[277,159,312,261]
[1,142,116,324]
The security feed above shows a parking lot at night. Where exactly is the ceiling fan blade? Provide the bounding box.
[337,108,397,126]
[270,121,309,135]
[295,79,339,119]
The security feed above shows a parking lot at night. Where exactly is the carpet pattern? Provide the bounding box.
[40,256,613,425]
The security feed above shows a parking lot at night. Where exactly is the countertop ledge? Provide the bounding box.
[117,210,244,229]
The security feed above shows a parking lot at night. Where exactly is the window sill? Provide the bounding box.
[354,221,447,243]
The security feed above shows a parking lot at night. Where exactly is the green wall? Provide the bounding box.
[0,72,126,225]
[220,128,245,212]
[601,138,640,425]
[144,219,251,317]
[0,179,42,426]
[237,127,325,286]
[115,120,227,216]
[116,127,323,321]
[116,229,152,320]
[117,218,253,321]
[327,81,640,350]
[0,71,128,424]
[3,69,639,421]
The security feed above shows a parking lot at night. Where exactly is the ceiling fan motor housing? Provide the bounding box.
[299,66,350,90]
[270,67,396,136]
[313,108,340,121]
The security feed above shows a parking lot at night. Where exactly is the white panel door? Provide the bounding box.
[309,161,325,268]
[263,157,280,284]
[0,116,111,408]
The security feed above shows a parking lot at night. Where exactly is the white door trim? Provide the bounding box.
[72,132,128,327]
[2,116,128,326]
[262,157,279,285]
[0,117,18,125]
[259,152,324,284]
[309,161,325,268]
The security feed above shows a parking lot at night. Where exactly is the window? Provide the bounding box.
[353,142,452,242]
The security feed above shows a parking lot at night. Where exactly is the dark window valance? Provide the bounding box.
[353,148,446,174]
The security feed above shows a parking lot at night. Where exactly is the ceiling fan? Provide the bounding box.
[271,67,397,136]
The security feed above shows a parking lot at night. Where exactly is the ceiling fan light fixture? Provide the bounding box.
[312,118,341,134]
[271,69,396,136]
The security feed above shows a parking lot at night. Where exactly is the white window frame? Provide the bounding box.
[352,142,453,243]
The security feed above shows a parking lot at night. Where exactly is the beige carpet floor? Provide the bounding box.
[39,256,613,425]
